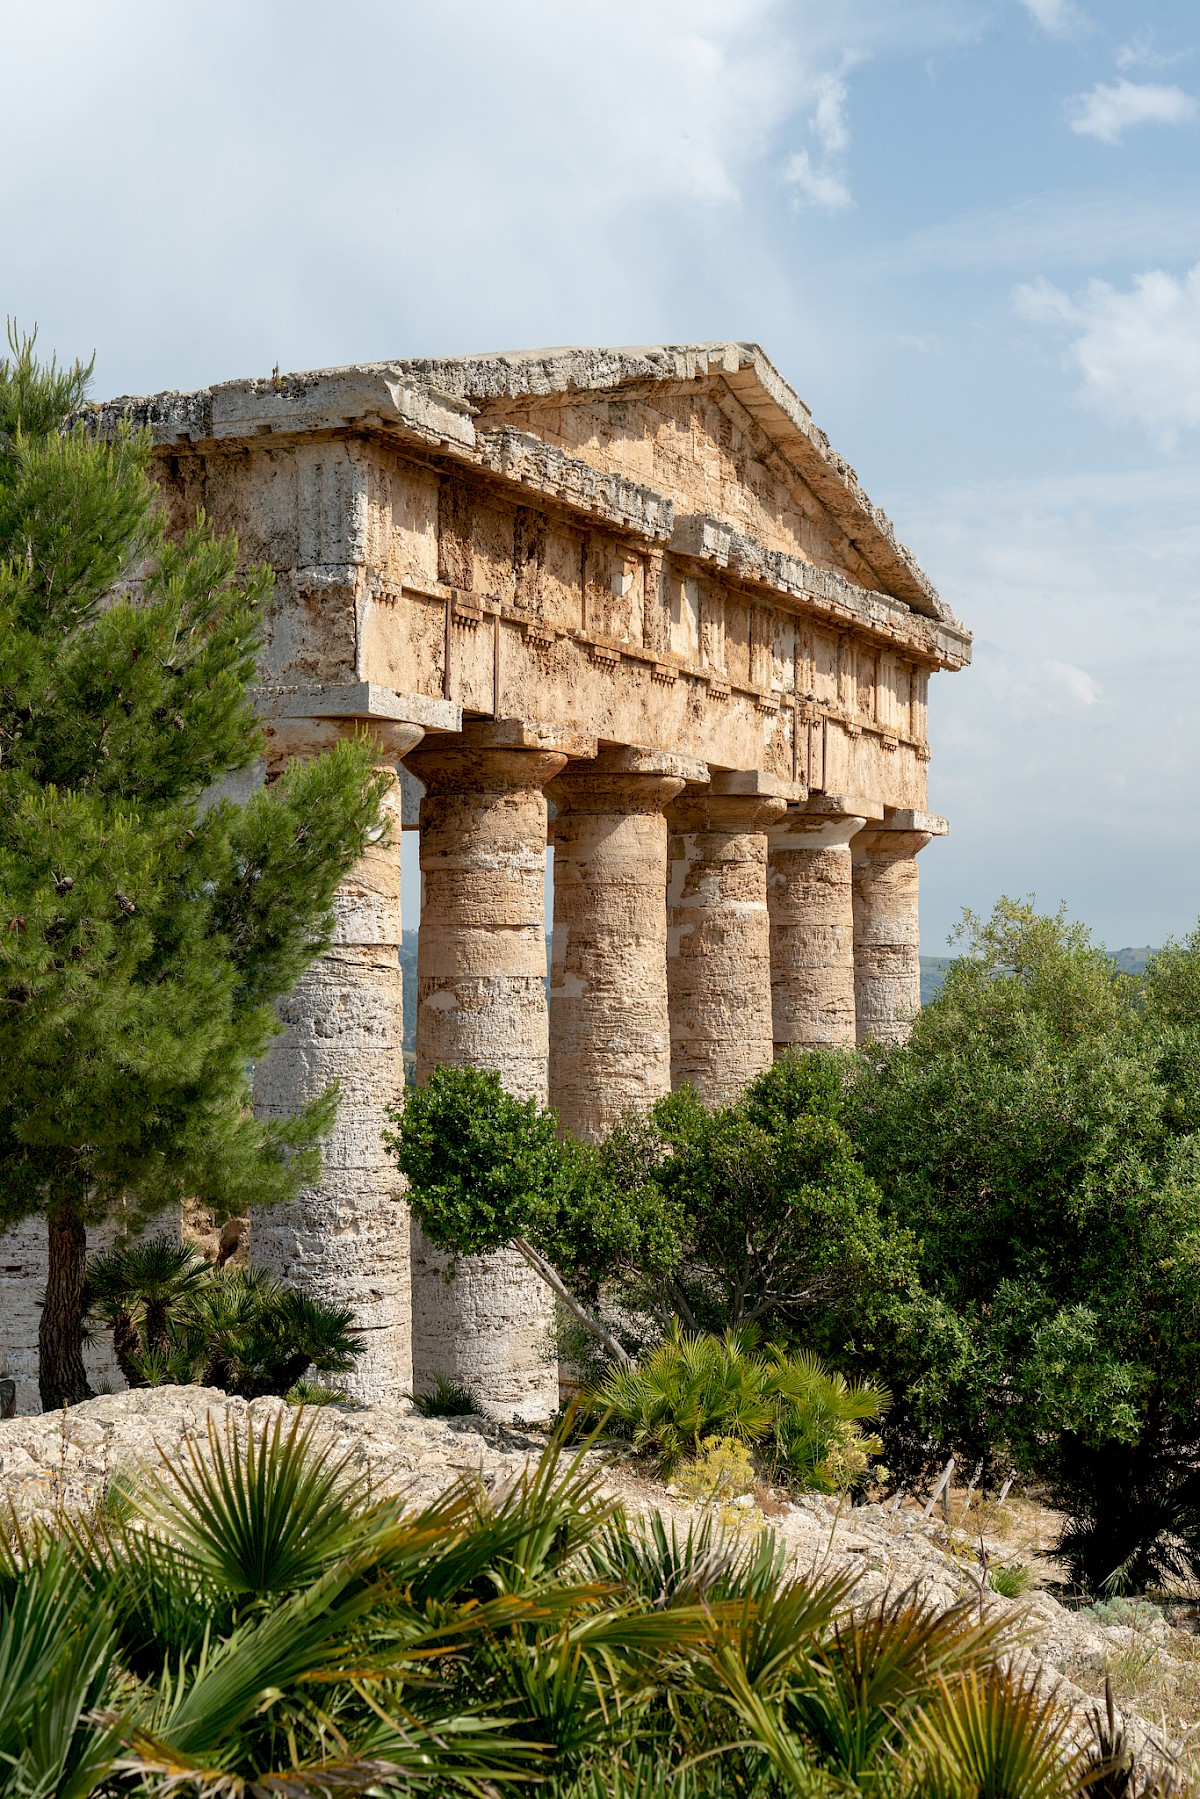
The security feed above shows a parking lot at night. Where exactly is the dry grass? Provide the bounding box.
[1063,1629,1200,1773]
[924,1484,1200,1765]
[901,1483,1070,1590]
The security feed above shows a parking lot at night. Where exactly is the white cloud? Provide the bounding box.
[0,0,987,392]
[1012,274,1081,324]
[1067,78,1197,144]
[1014,265,1200,439]
[1042,660,1101,707]
[1116,34,1190,73]
[900,465,1200,947]
[783,149,852,211]
[783,66,856,211]
[1020,0,1087,38]
[811,72,851,156]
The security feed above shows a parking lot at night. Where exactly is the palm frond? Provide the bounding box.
[137,1407,371,1597]
[908,1667,1084,1799]
[0,1542,123,1799]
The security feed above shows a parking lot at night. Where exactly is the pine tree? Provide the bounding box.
[0,330,388,1409]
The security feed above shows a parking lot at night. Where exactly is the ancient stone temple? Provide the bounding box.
[0,344,970,1415]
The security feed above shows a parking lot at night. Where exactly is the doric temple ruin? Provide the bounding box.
[0,344,971,1415]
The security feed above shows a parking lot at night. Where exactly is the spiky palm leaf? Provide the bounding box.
[0,1543,123,1798]
[137,1408,370,1599]
[85,1235,210,1359]
[579,1511,791,1609]
[785,1587,1021,1782]
[908,1667,1084,1799]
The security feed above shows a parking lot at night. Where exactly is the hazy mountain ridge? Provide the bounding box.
[401,935,1159,1052]
[921,946,1158,1005]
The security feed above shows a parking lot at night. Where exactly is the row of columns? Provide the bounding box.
[250,718,939,1417]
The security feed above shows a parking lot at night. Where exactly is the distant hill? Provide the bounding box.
[399,934,1162,1055]
[920,956,956,1005]
[1109,946,1156,976]
[921,946,1159,1007]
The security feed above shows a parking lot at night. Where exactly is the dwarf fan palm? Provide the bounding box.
[0,1404,1184,1796]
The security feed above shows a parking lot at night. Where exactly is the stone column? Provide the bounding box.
[666,773,791,1107]
[851,811,947,1045]
[547,748,702,1141]
[406,731,568,1419]
[250,715,423,1405]
[767,799,875,1056]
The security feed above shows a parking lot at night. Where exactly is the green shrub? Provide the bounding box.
[84,1238,363,1399]
[410,1373,481,1417]
[390,1059,922,1372]
[1085,1596,1164,1631]
[0,1405,1173,1797]
[588,1323,887,1491]
[286,1378,360,1408]
[989,1562,1032,1599]
[847,898,1200,1590]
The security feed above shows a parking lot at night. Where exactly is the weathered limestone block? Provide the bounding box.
[407,733,567,1419]
[666,775,791,1106]
[767,801,875,1055]
[850,815,945,1045]
[548,748,703,1141]
[250,716,422,1405]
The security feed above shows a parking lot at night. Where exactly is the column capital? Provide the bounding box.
[596,744,710,782]
[770,809,868,853]
[668,787,789,835]
[459,717,598,759]
[798,792,885,823]
[263,714,425,771]
[251,681,459,733]
[881,808,949,835]
[404,739,567,797]
[548,750,693,819]
[708,768,806,802]
[852,824,939,860]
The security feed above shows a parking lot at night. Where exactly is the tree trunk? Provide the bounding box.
[111,1311,144,1388]
[39,1205,94,1411]
[144,1297,170,1357]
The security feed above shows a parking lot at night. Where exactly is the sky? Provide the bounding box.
[3,0,1199,952]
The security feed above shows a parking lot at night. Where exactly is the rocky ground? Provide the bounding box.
[1,1388,1195,1776]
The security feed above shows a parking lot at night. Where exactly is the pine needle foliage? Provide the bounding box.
[0,329,387,1408]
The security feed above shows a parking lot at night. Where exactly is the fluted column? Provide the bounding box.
[767,805,868,1055]
[851,815,945,1044]
[666,775,790,1106]
[406,735,567,1418]
[547,749,697,1141]
[251,716,423,1405]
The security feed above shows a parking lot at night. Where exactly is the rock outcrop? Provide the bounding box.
[0,1387,1184,1771]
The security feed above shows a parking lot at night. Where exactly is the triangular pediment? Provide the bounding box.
[393,343,948,623]
[100,342,952,627]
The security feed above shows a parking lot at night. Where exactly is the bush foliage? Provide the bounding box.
[845,899,1200,1591]
[0,1407,1171,1797]
[394,897,1200,1594]
[391,1057,920,1368]
[84,1235,362,1400]
[588,1322,888,1492]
